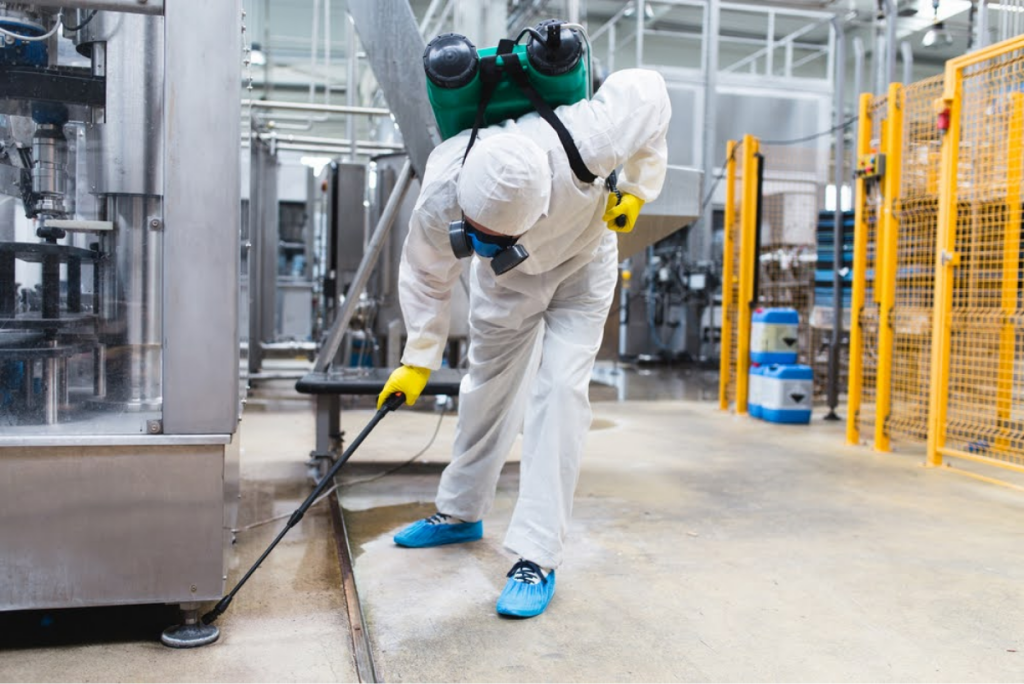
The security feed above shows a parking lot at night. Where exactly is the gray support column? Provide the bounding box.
[347,0,438,179]
[691,0,720,358]
[162,0,241,434]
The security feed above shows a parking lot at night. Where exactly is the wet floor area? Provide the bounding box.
[3,365,1024,681]
[589,360,719,402]
[0,410,357,683]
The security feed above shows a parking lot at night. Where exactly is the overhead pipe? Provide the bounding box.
[244,100,390,116]
[255,133,403,150]
[28,0,162,14]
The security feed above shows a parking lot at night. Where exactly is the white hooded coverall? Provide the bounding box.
[398,68,671,569]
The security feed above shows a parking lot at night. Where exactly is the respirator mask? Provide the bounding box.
[448,217,530,276]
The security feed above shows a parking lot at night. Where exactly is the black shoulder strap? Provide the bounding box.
[462,55,502,166]
[499,51,597,184]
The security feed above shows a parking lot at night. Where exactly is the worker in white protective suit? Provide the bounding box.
[377,68,671,618]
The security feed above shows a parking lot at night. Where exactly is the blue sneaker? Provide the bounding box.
[393,512,483,548]
[496,559,556,618]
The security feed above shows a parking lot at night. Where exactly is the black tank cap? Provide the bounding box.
[526,20,582,76]
[424,33,479,89]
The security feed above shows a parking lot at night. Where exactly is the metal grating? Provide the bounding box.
[888,75,944,444]
[724,142,744,407]
[942,49,1024,466]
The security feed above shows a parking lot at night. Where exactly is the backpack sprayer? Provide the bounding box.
[423,19,592,141]
[425,20,627,274]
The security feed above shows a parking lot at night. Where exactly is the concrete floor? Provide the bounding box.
[2,368,1024,682]
[342,400,1024,682]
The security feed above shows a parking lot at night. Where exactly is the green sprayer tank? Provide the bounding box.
[423,20,589,140]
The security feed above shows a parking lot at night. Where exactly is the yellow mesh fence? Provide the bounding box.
[852,94,888,441]
[757,145,826,373]
[942,48,1024,466]
[723,141,743,408]
[889,75,944,444]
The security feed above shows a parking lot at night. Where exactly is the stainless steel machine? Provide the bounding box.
[0,0,242,645]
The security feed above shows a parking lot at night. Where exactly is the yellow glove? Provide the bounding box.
[603,192,645,233]
[377,365,431,410]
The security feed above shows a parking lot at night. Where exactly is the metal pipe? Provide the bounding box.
[428,0,455,38]
[826,17,847,420]
[260,133,403,150]
[313,160,413,373]
[311,0,321,114]
[900,39,913,85]
[244,100,389,116]
[636,0,645,67]
[852,36,865,103]
[242,142,404,157]
[977,0,990,49]
[608,20,615,71]
[566,0,580,24]
[58,357,69,409]
[324,0,331,107]
[94,344,106,398]
[698,0,720,266]
[417,0,445,35]
[44,342,58,426]
[884,0,897,88]
[28,0,163,15]
[346,13,357,161]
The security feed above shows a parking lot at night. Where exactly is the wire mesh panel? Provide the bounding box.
[941,48,1024,467]
[757,145,827,372]
[721,140,742,409]
[851,94,888,442]
[889,75,944,444]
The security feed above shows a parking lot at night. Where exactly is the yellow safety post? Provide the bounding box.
[874,83,904,452]
[847,94,874,445]
[926,66,964,467]
[736,134,760,415]
[719,140,739,411]
[995,94,1023,451]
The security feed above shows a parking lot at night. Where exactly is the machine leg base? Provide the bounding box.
[161,604,220,649]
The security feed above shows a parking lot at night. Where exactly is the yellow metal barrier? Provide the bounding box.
[847,94,888,444]
[847,93,874,445]
[889,74,944,445]
[735,135,760,415]
[720,139,739,411]
[929,34,1024,471]
[874,82,905,452]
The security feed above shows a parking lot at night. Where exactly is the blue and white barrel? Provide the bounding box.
[760,364,813,424]
[750,308,800,365]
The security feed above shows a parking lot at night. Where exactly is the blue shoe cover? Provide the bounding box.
[496,559,556,618]
[393,513,482,548]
